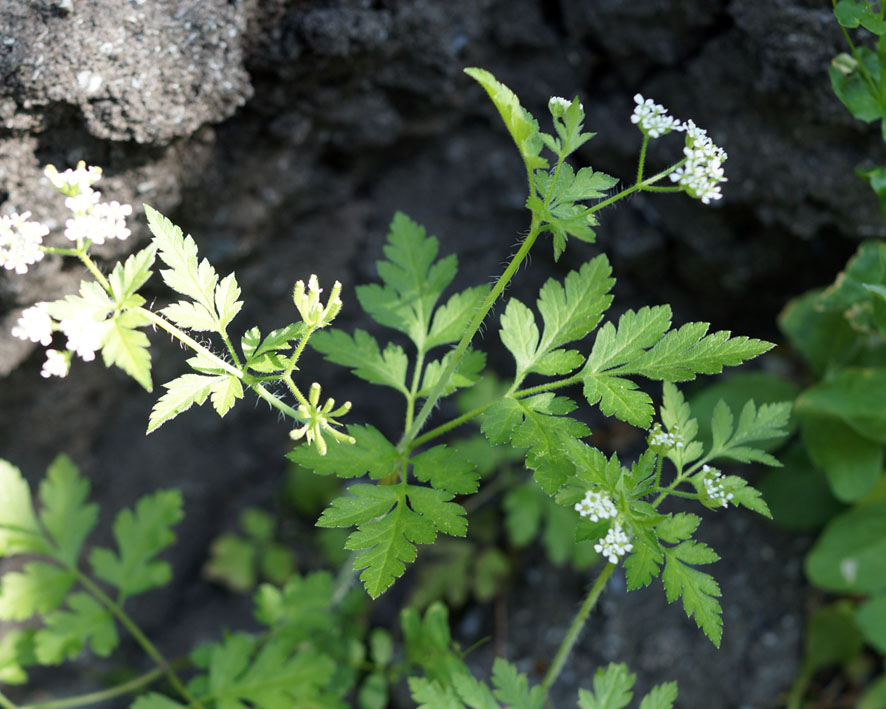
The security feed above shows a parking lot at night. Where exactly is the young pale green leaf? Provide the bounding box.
[638,682,678,709]
[357,212,457,348]
[242,324,304,360]
[209,374,243,417]
[662,542,723,646]
[426,285,489,349]
[145,205,216,310]
[46,279,115,323]
[108,245,155,305]
[419,349,486,399]
[464,68,547,172]
[147,373,215,433]
[491,658,545,709]
[34,592,118,664]
[577,662,635,709]
[0,460,48,557]
[102,311,153,392]
[0,562,75,621]
[411,445,480,495]
[559,166,620,203]
[38,455,98,566]
[288,424,400,479]
[88,489,183,600]
[310,329,409,396]
[482,395,589,494]
[214,272,243,331]
[160,300,218,332]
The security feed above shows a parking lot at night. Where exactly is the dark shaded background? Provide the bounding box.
[0,0,880,706]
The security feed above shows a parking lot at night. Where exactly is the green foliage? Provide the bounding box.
[204,507,296,593]
[577,663,676,709]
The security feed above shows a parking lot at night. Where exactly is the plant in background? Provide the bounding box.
[0,68,788,708]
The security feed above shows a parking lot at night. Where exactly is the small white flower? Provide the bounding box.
[594,522,634,565]
[63,199,132,244]
[574,490,617,522]
[59,314,107,362]
[669,120,728,205]
[648,422,685,451]
[631,94,680,139]
[41,349,70,378]
[700,464,734,508]
[64,188,101,215]
[11,303,54,346]
[0,211,48,274]
[44,162,102,194]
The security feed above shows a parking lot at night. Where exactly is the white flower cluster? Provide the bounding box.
[701,464,734,508]
[574,490,617,522]
[648,422,685,451]
[594,522,634,565]
[0,211,49,274]
[41,350,70,379]
[630,95,727,205]
[11,303,53,346]
[45,162,133,244]
[631,94,681,138]
[668,121,728,205]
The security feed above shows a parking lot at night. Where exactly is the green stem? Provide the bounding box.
[588,164,682,216]
[219,331,243,370]
[136,308,242,380]
[398,215,543,449]
[251,381,302,420]
[513,373,583,399]
[0,691,16,709]
[73,572,201,707]
[785,667,812,709]
[541,562,616,694]
[78,252,111,293]
[653,487,700,500]
[404,348,427,433]
[636,135,649,184]
[40,246,80,257]
[408,402,496,451]
[14,666,172,709]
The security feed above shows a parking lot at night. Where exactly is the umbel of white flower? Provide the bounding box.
[574,490,617,522]
[630,94,728,205]
[648,422,685,452]
[594,522,634,565]
[0,212,48,274]
[700,464,734,508]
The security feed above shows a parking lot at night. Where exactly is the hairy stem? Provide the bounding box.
[250,381,302,420]
[408,401,497,451]
[78,251,111,293]
[541,562,616,694]
[136,308,242,379]
[398,215,543,449]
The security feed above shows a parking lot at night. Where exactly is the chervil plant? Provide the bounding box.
[0,68,789,707]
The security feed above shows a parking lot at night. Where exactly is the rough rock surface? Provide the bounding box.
[0,0,871,705]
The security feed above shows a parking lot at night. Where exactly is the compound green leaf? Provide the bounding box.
[38,454,98,566]
[491,658,545,709]
[0,629,34,685]
[160,300,217,332]
[103,311,153,392]
[662,543,722,647]
[500,299,539,379]
[0,460,48,557]
[536,255,614,355]
[310,329,409,395]
[346,496,436,598]
[638,682,678,709]
[88,489,183,600]
[288,424,399,479]
[317,485,400,528]
[0,562,75,621]
[410,677,465,709]
[452,672,499,709]
[411,445,480,495]
[707,398,791,467]
[655,514,700,545]
[406,486,467,538]
[357,212,457,348]
[577,663,635,709]
[214,272,243,332]
[583,374,653,428]
[584,306,672,375]
[623,533,663,591]
[34,592,118,664]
